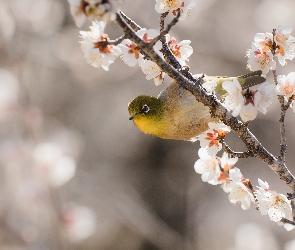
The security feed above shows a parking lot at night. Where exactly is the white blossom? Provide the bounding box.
[222,78,244,117]
[274,26,295,65]
[222,79,275,122]
[223,168,255,210]
[256,82,275,114]
[247,26,295,73]
[166,34,193,65]
[79,20,121,71]
[119,29,161,68]
[140,60,165,86]
[194,148,221,185]
[276,72,295,98]
[256,179,293,227]
[247,44,276,76]
[197,122,230,155]
[220,153,238,172]
[119,39,144,67]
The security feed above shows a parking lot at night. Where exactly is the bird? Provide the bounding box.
[128,71,265,140]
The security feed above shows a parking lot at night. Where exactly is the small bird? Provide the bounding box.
[128,71,265,140]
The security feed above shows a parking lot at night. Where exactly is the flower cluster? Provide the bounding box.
[79,21,193,85]
[119,28,165,85]
[68,0,122,28]
[194,122,294,228]
[195,147,295,225]
[222,78,275,122]
[194,148,255,210]
[194,123,255,210]
[247,26,295,75]
[256,179,295,231]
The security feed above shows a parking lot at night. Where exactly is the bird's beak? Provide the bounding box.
[129,114,136,120]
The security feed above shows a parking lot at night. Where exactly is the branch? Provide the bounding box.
[119,11,141,31]
[115,11,295,192]
[151,11,181,46]
[281,217,295,226]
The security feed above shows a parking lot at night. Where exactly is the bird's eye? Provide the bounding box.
[141,104,150,114]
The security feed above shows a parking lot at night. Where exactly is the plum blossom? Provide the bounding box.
[68,0,121,27]
[79,20,121,71]
[155,0,196,20]
[166,34,193,66]
[222,79,275,122]
[196,122,231,155]
[119,29,162,68]
[247,26,295,74]
[194,148,221,185]
[130,28,165,85]
[256,179,294,230]
[140,60,165,86]
[274,25,295,65]
[223,168,255,210]
[119,39,144,67]
[276,72,295,98]
[247,44,276,76]
[220,153,238,172]
[275,72,295,113]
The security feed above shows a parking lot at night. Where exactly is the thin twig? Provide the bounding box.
[281,217,295,226]
[108,34,127,45]
[118,10,141,31]
[151,12,181,46]
[160,12,169,32]
[273,70,288,162]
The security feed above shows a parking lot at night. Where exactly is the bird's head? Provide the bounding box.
[128,95,164,121]
[128,95,167,137]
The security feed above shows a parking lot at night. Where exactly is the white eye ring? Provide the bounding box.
[141,104,150,114]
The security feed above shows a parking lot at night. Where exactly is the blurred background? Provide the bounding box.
[1,0,295,249]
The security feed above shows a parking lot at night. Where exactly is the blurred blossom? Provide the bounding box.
[0,1,15,43]
[34,142,76,187]
[68,0,122,28]
[62,203,96,242]
[0,69,19,120]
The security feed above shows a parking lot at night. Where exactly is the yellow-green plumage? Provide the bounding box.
[128,71,265,140]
